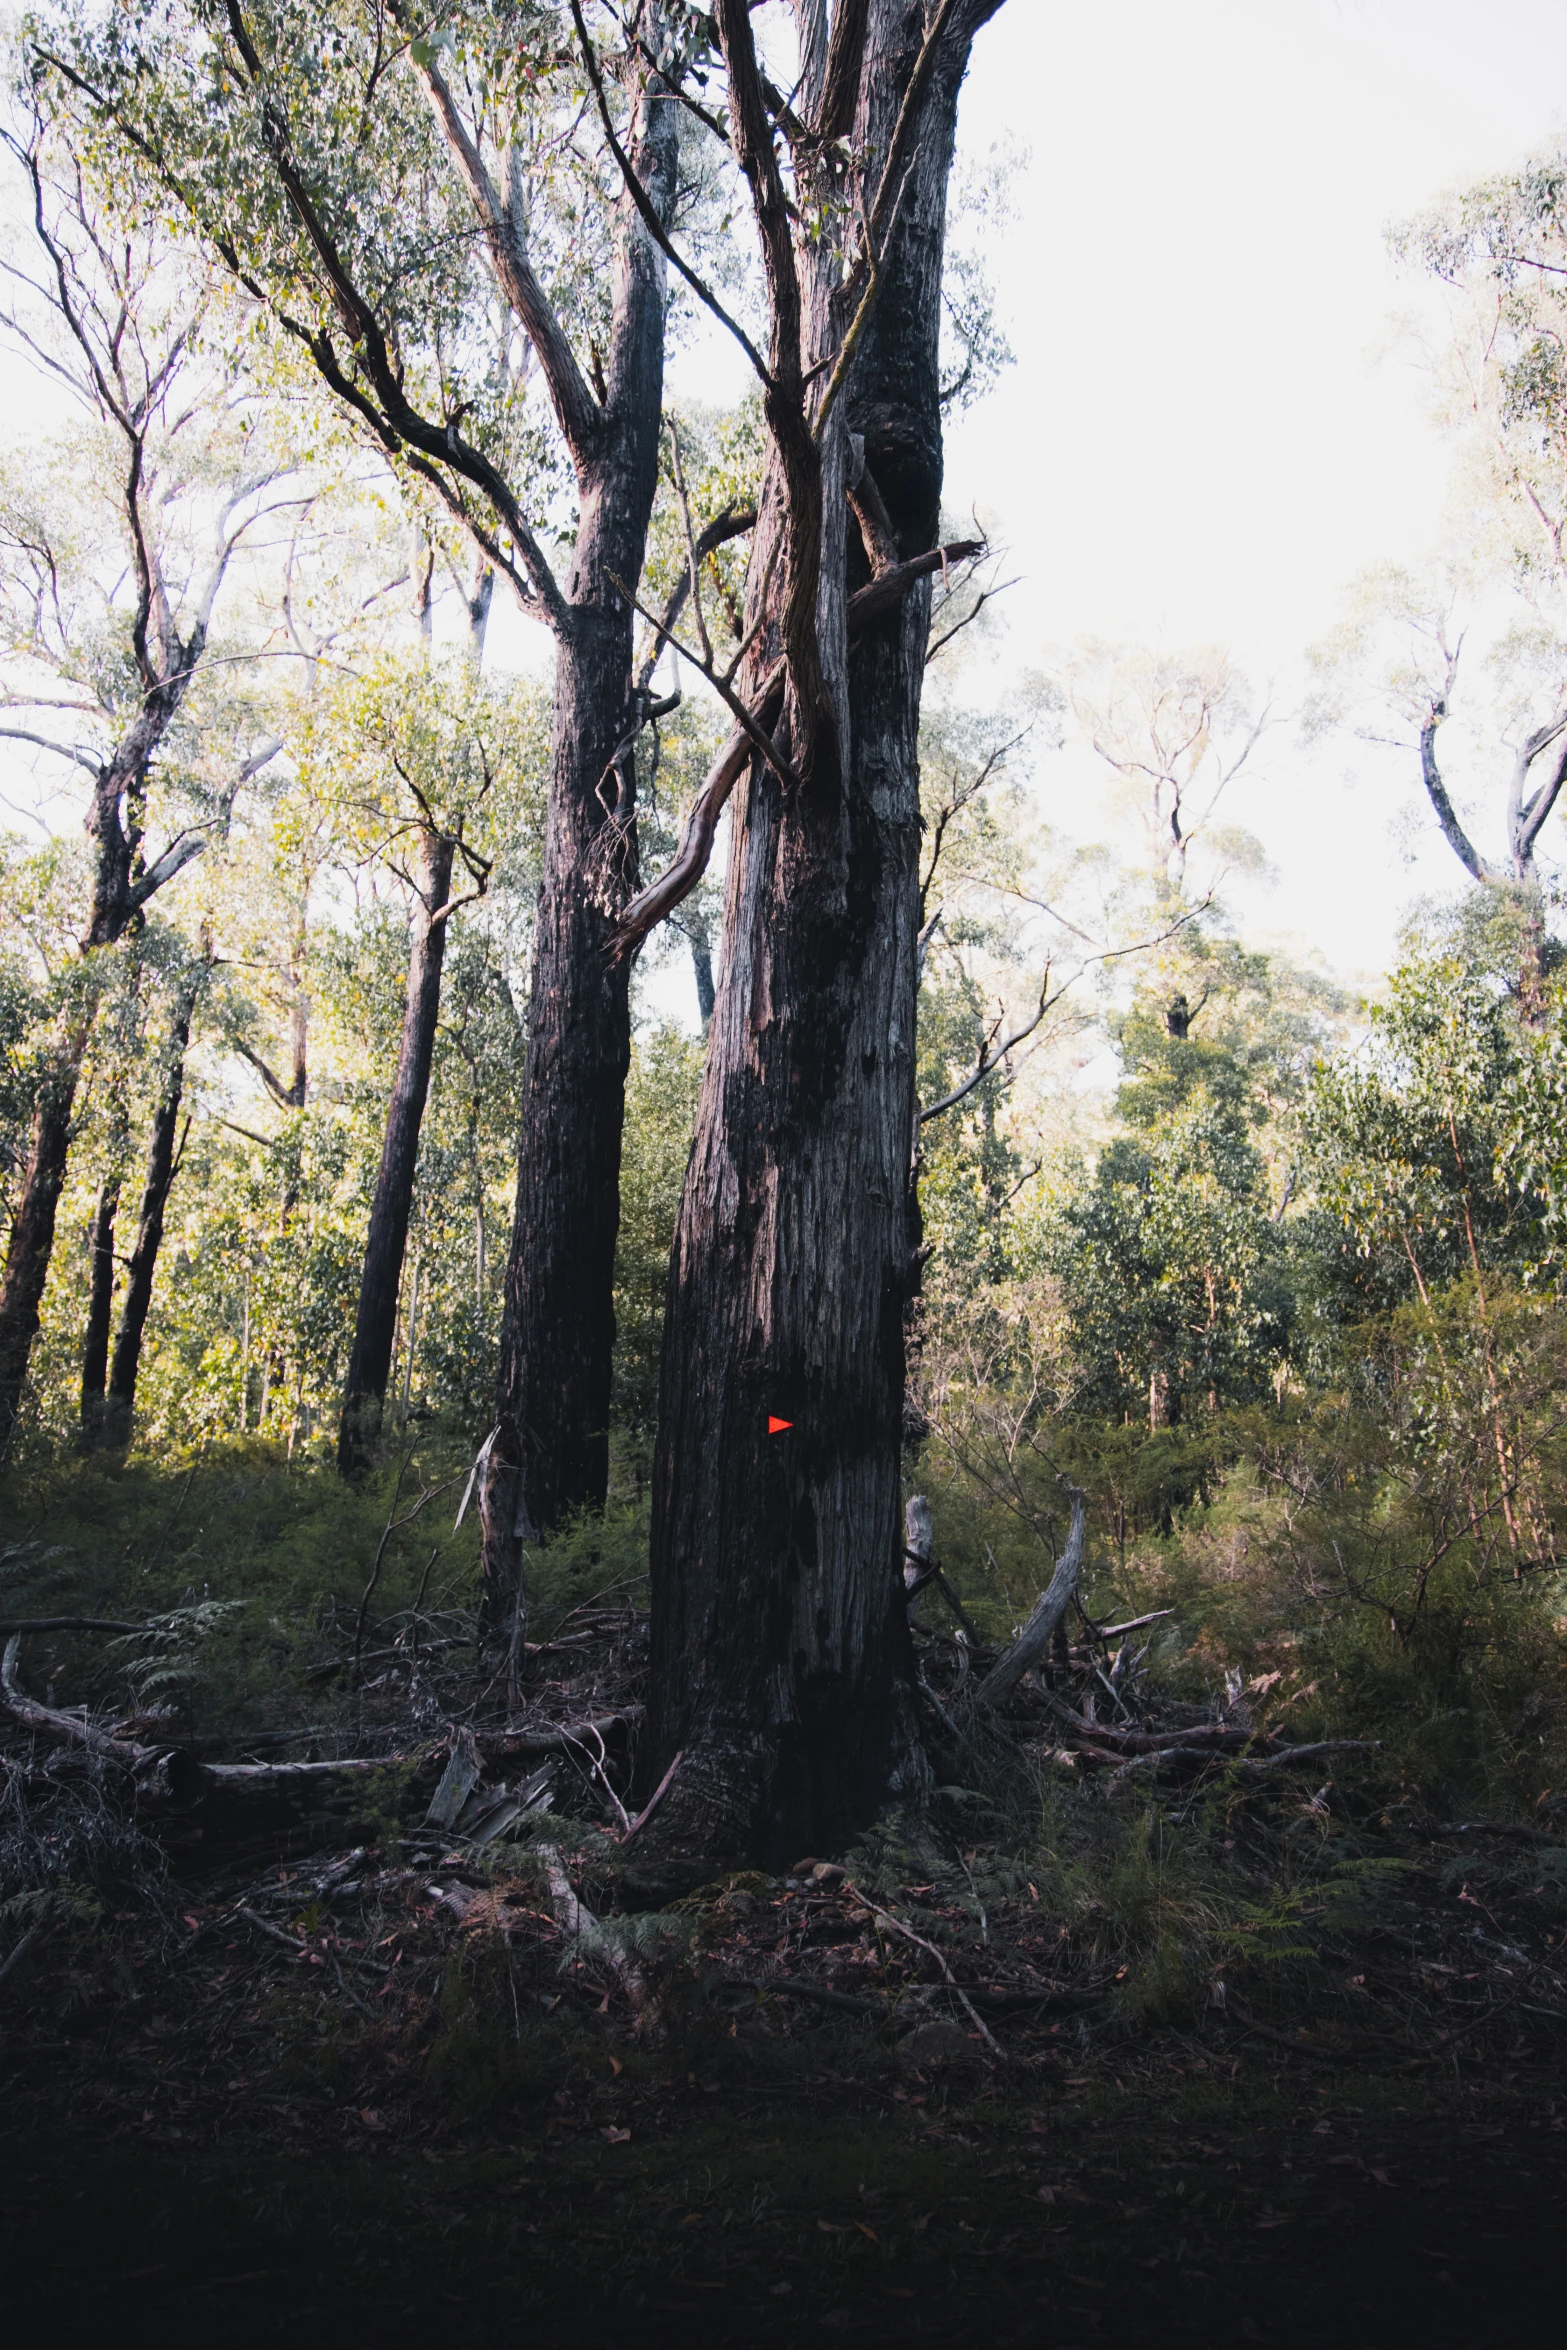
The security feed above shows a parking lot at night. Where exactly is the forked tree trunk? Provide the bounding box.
[0,649,211,1447]
[641,0,996,1867]
[338,830,455,1475]
[100,965,202,1448]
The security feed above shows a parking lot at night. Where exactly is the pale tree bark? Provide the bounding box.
[1421,682,1567,1019]
[637,0,1006,1868]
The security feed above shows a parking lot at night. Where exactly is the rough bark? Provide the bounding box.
[99,966,201,1447]
[641,0,1000,1867]
[478,70,680,1626]
[337,830,455,1475]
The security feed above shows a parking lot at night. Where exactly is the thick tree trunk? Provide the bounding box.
[641,1,990,1866]
[100,968,200,1447]
[337,831,455,1474]
[480,613,638,1611]
[478,77,680,1630]
[79,1176,120,1440]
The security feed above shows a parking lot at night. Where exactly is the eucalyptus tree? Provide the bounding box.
[296,651,545,1473]
[0,104,284,1443]
[1062,641,1269,909]
[598,0,1005,1866]
[1308,562,1567,1011]
[1304,154,1567,1012]
[34,0,747,1609]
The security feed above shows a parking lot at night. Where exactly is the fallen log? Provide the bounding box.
[0,1616,149,1636]
[1,1636,638,1863]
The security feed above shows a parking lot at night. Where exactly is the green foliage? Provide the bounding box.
[611,1025,703,1463]
[1303,902,1552,1316]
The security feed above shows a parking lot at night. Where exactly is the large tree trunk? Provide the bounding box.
[100,966,201,1447]
[337,830,455,1475]
[640,1,992,1867]
[479,614,639,1615]
[478,80,679,1631]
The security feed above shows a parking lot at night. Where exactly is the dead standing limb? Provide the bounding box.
[976,1491,1087,1709]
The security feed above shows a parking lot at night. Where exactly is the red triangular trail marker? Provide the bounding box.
[767,1416,793,1435]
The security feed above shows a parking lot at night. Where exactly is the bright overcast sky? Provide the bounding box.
[932,0,1567,986]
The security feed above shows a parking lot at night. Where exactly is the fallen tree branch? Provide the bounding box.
[841,1879,1004,2059]
[718,1972,883,2017]
[536,1842,647,2009]
[0,1616,150,1636]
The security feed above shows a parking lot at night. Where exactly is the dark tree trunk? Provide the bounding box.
[337,830,455,1475]
[480,614,639,1608]
[0,1035,87,1444]
[100,967,201,1447]
[478,79,680,1630]
[689,928,716,1027]
[641,0,994,1867]
[0,672,208,1445]
[80,1176,120,1440]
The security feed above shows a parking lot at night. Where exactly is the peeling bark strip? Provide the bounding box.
[643,0,1007,1867]
[338,830,455,1475]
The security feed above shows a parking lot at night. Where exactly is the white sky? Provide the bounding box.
[936,0,1567,988]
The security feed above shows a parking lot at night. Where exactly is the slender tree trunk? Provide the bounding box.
[689,928,716,1027]
[0,1029,88,1443]
[641,1,991,1866]
[478,79,680,1630]
[100,968,201,1447]
[80,1177,121,1441]
[0,670,209,1444]
[337,829,455,1475]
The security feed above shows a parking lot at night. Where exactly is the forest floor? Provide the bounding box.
[4,1537,1566,2343]
[3,1806,1565,2346]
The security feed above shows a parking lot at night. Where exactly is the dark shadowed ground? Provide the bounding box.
[3,1860,1562,2348]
